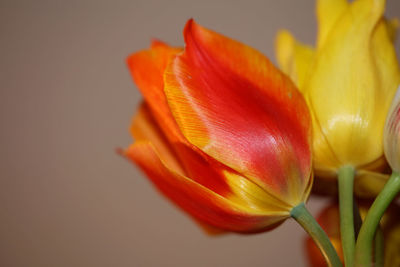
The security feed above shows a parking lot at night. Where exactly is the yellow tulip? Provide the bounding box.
[275,0,400,189]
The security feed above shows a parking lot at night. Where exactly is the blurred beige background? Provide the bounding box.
[1,0,399,266]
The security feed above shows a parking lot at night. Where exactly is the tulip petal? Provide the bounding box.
[354,170,389,198]
[128,42,234,196]
[127,40,184,143]
[164,20,312,206]
[130,102,290,210]
[131,101,231,196]
[275,30,314,90]
[306,0,400,171]
[383,18,399,42]
[129,104,288,233]
[125,142,289,233]
[316,0,348,48]
[130,102,185,176]
[384,223,400,266]
[384,87,400,172]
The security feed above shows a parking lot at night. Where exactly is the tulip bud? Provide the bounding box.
[123,20,313,233]
[276,0,400,184]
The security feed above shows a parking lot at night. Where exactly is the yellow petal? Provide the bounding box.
[222,170,293,213]
[354,170,389,198]
[306,0,400,171]
[383,18,399,42]
[316,0,348,48]
[384,223,400,266]
[275,30,315,90]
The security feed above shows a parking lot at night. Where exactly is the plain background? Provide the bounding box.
[1,0,399,266]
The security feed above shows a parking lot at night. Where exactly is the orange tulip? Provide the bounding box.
[123,20,313,233]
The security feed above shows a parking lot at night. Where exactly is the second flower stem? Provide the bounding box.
[374,227,384,267]
[354,172,400,267]
[338,165,355,267]
[291,202,342,267]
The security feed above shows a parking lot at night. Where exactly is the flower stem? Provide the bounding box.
[353,201,362,239]
[291,202,342,267]
[338,165,355,267]
[354,172,400,267]
[374,227,384,267]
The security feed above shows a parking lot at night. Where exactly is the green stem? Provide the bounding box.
[354,172,400,267]
[291,203,342,267]
[353,201,362,239]
[338,165,355,267]
[374,227,384,267]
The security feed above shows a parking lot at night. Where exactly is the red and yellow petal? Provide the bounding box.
[130,101,230,195]
[164,19,312,206]
[130,102,185,176]
[125,142,289,233]
[127,41,232,195]
[127,40,184,144]
[130,102,291,211]
[129,104,274,233]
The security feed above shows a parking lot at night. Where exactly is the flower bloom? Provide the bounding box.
[275,0,400,189]
[123,20,313,233]
[384,86,400,173]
